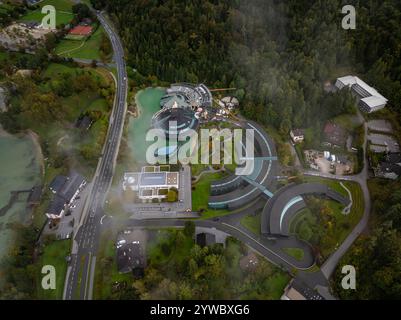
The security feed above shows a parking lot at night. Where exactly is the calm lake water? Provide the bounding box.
[0,131,41,261]
[127,87,166,163]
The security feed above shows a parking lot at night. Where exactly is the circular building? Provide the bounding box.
[152,94,199,136]
[152,83,212,137]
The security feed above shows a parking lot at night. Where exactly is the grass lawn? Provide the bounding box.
[93,231,133,299]
[191,172,227,211]
[42,62,111,123]
[19,0,75,27]
[289,208,315,240]
[240,213,261,236]
[191,164,209,176]
[36,239,71,299]
[282,248,305,261]
[303,176,349,197]
[333,181,364,242]
[42,62,77,78]
[199,209,231,220]
[55,26,106,61]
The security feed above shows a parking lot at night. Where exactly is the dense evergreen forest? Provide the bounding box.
[91,0,400,135]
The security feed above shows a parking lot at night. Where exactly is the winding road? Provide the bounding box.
[309,118,371,279]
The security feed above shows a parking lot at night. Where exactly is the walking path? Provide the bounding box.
[340,182,353,215]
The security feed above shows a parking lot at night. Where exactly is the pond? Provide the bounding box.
[127,87,166,164]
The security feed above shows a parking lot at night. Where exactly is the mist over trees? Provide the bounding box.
[86,0,401,300]
[91,0,400,135]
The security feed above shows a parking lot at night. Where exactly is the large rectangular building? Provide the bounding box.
[123,166,179,201]
[335,75,388,113]
[46,171,86,220]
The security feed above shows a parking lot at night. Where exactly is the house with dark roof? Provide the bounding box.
[375,153,401,180]
[49,176,67,194]
[47,195,67,220]
[46,171,86,220]
[281,279,325,300]
[290,129,305,144]
[58,171,86,203]
[323,122,347,148]
[196,232,216,247]
[117,242,146,275]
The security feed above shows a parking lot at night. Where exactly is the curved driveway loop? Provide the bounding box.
[261,183,350,237]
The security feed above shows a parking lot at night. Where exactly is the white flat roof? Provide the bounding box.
[337,75,387,101]
[361,95,388,108]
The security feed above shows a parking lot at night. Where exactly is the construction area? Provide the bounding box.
[304,149,353,175]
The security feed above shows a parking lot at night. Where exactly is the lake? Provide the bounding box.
[0,129,41,262]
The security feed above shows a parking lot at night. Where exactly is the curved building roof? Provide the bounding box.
[261,182,351,237]
[152,83,211,137]
[152,96,199,136]
[208,120,278,210]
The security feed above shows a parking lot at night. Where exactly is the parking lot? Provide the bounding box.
[367,120,393,133]
[368,133,400,153]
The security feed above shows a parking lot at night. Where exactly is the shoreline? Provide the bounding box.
[133,86,166,120]
[26,129,45,178]
[0,125,45,178]
[0,124,12,138]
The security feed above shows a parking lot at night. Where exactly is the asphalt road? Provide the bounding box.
[126,218,315,271]
[63,11,127,300]
[319,117,371,279]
